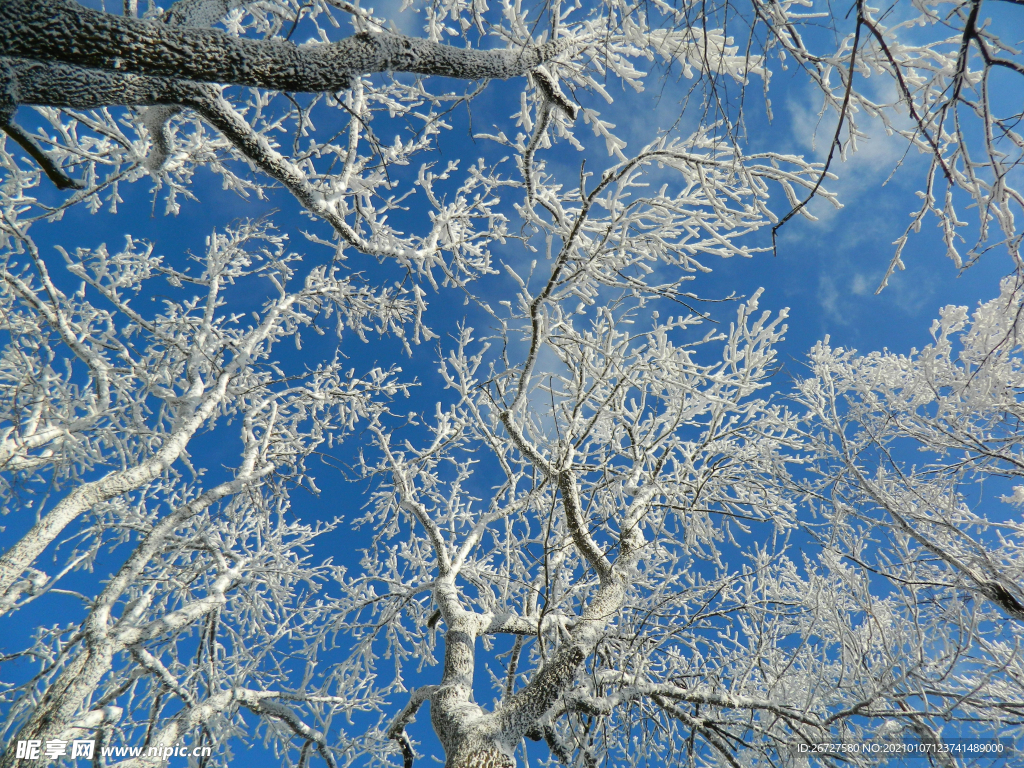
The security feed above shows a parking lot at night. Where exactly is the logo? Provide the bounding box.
[14,740,94,761]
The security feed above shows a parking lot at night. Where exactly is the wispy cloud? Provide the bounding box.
[850,272,871,296]
[784,75,924,234]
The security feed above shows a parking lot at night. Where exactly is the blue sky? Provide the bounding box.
[54,0,1018,367]
[4,1,1023,766]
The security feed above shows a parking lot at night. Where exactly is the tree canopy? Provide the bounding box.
[0,1,1023,768]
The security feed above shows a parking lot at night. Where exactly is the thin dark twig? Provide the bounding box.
[1,121,84,190]
[861,17,953,184]
[335,97,394,189]
[771,0,863,255]
[395,728,415,768]
[285,4,313,42]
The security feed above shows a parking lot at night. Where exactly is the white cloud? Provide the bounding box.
[784,76,925,233]
[818,272,844,323]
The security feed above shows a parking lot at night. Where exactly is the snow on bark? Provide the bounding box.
[0,0,568,93]
[2,1,1024,767]
[0,219,408,767]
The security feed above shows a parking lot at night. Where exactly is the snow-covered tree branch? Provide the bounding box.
[0,0,1022,767]
[0,218,410,767]
[0,0,1017,272]
[798,274,1024,619]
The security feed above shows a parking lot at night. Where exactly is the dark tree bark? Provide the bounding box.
[0,0,570,198]
[0,0,566,95]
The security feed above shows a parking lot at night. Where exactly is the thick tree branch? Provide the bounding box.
[495,573,628,744]
[0,0,570,93]
[2,60,475,259]
[557,468,613,581]
[386,686,439,768]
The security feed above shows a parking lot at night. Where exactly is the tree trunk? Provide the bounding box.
[445,747,515,768]
[0,644,115,768]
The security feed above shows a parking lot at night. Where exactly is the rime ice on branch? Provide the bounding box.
[1,1,1023,767]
